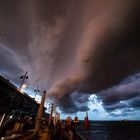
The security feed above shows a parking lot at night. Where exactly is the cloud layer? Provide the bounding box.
[0,0,140,115]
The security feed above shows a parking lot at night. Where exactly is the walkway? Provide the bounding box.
[39,128,48,140]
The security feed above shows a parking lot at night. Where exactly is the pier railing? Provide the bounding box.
[74,131,86,140]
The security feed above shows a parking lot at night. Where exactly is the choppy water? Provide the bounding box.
[75,121,140,140]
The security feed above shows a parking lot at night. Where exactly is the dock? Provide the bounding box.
[0,128,85,140]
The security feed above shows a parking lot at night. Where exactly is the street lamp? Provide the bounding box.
[18,71,28,92]
[21,84,27,89]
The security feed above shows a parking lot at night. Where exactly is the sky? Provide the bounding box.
[0,0,140,120]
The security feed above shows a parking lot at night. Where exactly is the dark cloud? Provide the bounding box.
[0,46,24,84]
[0,0,140,114]
[110,112,129,117]
[52,93,89,114]
[55,94,78,114]
[97,73,140,113]
[100,73,140,105]
[110,108,134,117]
[104,102,127,111]
[128,96,140,108]
[47,79,89,113]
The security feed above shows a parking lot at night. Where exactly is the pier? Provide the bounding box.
[0,75,84,140]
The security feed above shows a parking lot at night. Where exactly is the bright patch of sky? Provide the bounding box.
[58,94,140,120]
[54,94,108,120]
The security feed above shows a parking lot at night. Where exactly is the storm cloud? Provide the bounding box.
[0,0,140,114]
[99,73,140,114]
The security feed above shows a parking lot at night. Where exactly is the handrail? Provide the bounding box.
[74,131,87,140]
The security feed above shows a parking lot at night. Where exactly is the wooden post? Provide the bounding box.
[33,91,46,135]
[50,103,54,119]
[0,113,5,126]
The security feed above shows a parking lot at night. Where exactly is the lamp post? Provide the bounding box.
[34,86,40,100]
[18,71,28,92]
